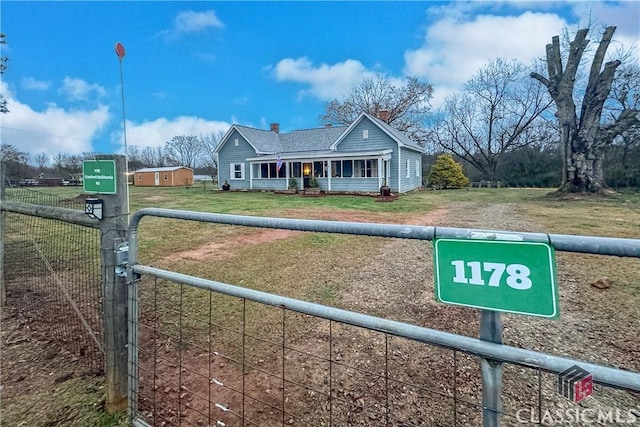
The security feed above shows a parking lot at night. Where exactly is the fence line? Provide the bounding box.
[132,264,640,392]
[2,201,104,370]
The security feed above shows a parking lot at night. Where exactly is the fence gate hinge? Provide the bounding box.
[115,241,129,278]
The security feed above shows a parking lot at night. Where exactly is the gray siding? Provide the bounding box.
[217,130,256,190]
[336,119,401,192]
[336,120,397,153]
[251,178,287,191]
[398,148,422,192]
[329,178,379,193]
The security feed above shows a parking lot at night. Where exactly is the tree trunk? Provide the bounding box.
[531,26,640,193]
[561,135,604,192]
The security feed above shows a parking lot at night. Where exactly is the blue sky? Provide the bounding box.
[1,1,638,163]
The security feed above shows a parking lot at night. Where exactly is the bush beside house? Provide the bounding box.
[427,154,470,189]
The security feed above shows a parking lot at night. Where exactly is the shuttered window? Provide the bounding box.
[230,163,245,180]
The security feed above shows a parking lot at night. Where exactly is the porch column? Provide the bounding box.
[249,162,253,190]
[327,160,332,192]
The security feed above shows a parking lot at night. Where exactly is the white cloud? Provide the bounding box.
[272,57,375,101]
[403,11,567,107]
[407,4,640,107]
[570,1,639,40]
[161,10,224,41]
[21,77,51,91]
[175,10,224,33]
[0,82,110,159]
[116,116,231,151]
[59,76,107,102]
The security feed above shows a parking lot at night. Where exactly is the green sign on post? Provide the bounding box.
[433,238,558,318]
[83,160,117,194]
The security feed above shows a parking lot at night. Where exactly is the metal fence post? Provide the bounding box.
[480,310,503,427]
[98,154,129,412]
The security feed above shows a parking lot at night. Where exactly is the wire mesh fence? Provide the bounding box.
[127,209,640,427]
[132,275,640,427]
[3,187,104,371]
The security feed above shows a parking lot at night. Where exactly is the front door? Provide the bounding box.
[303,162,312,188]
[154,172,160,186]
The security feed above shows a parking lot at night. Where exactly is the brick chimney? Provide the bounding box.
[325,123,332,128]
[378,109,390,123]
[270,123,280,133]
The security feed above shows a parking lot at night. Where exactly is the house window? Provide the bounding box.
[164,173,168,181]
[406,160,410,178]
[313,161,326,177]
[277,162,286,178]
[234,138,239,147]
[363,129,369,139]
[230,163,244,180]
[415,160,420,177]
[256,162,286,178]
[331,161,342,177]
[137,174,142,181]
[366,159,378,177]
[292,162,302,178]
[353,159,378,178]
[342,160,353,178]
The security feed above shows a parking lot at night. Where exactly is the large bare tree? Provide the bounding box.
[429,58,552,181]
[531,26,640,193]
[320,73,433,144]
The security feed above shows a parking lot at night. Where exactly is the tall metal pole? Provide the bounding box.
[115,42,130,215]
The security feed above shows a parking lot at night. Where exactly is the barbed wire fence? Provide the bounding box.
[2,185,104,371]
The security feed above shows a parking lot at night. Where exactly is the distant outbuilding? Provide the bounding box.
[133,166,193,187]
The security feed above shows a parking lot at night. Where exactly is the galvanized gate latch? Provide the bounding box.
[115,241,129,278]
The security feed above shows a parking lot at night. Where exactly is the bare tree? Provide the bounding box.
[165,135,203,169]
[1,33,9,114]
[139,146,167,168]
[35,152,49,172]
[1,144,30,181]
[429,58,552,181]
[200,131,225,182]
[320,73,433,144]
[531,26,640,193]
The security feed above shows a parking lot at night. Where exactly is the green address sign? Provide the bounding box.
[83,160,117,194]
[433,238,558,318]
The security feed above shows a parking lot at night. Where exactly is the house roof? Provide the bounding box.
[134,166,193,173]
[216,112,423,156]
[331,112,424,152]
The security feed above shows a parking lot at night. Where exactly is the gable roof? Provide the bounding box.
[216,112,423,155]
[331,112,424,152]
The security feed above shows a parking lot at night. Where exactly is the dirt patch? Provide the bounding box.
[167,228,300,262]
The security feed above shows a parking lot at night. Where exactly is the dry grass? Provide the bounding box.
[3,187,639,426]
